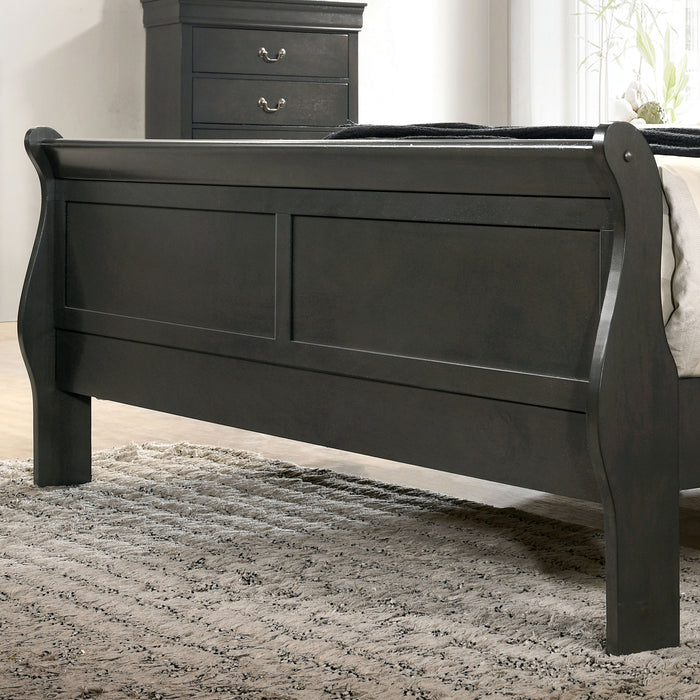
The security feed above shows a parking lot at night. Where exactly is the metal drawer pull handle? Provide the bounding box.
[258,97,286,113]
[258,47,286,63]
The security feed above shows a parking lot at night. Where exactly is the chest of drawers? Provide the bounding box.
[141,0,365,139]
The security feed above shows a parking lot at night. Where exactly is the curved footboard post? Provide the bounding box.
[589,123,679,654]
[19,128,91,486]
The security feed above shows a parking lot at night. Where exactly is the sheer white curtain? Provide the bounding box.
[506,0,579,125]
[488,0,579,126]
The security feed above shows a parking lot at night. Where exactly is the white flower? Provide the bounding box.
[610,97,638,122]
[623,81,648,111]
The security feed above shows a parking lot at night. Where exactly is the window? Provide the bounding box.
[577,0,700,124]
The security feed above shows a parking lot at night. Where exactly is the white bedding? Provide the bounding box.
[657,156,700,376]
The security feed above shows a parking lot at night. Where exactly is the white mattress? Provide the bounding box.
[657,156,700,376]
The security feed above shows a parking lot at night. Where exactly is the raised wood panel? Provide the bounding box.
[64,203,276,337]
[291,216,600,378]
[53,182,600,411]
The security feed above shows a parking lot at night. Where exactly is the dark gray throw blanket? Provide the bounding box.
[326,122,700,157]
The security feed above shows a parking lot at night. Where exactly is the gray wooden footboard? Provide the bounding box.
[19,122,679,654]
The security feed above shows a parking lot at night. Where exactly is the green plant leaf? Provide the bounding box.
[595,0,617,20]
[664,61,677,89]
[673,75,689,108]
[636,29,656,68]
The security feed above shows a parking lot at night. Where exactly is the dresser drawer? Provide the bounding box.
[193,27,349,78]
[193,78,349,127]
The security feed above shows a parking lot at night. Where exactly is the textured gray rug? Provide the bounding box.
[2,443,700,699]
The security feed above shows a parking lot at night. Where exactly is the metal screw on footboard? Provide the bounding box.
[624,151,633,162]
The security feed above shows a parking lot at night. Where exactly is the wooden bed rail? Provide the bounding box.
[19,122,679,654]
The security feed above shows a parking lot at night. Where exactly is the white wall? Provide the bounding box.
[0,0,495,322]
[0,0,145,321]
[359,0,492,124]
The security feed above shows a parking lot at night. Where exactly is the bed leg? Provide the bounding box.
[602,474,679,655]
[31,387,91,487]
[590,122,680,654]
[21,127,92,486]
[590,302,680,655]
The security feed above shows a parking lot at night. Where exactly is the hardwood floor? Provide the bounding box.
[0,321,607,531]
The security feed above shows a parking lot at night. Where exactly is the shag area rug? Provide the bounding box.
[2,444,700,699]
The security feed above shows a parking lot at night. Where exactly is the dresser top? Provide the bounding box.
[142,0,366,31]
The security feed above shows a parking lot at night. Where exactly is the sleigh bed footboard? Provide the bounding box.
[19,122,679,654]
